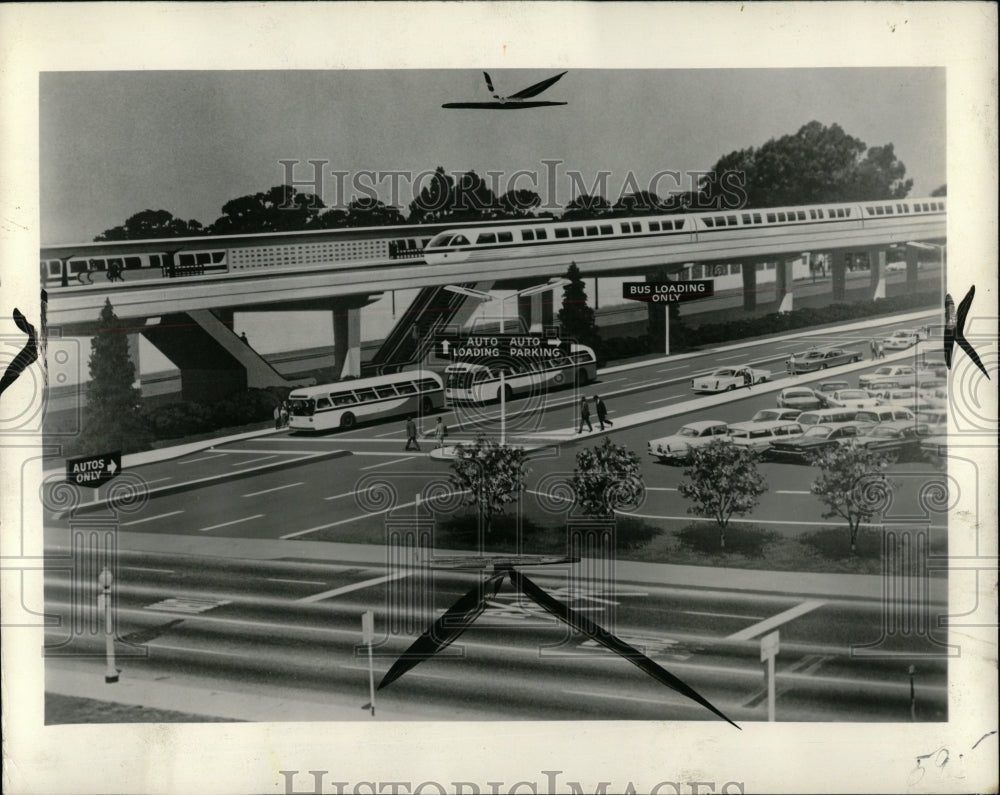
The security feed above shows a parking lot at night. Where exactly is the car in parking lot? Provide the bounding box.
[768,422,864,462]
[919,357,948,378]
[879,329,922,350]
[749,408,802,423]
[853,406,916,428]
[815,380,851,398]
[823,389,882,409]
[647,420,730,463]
[777,387,825,410]
[691,366,769,393]
[859,365,916,390]
[854,420,929,462]
[921,434,948,468]
[886,260,908,273]
[786,346,863,374]
[728,421,803,454]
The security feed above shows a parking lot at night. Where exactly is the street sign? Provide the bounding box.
[65,451,122,488]
[760,630,780,661]
[434,333,571,361]
[622,280,715,303]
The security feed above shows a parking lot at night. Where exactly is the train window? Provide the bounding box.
[631,222,642,233]
[450,235,470,246]
[727,215,738,225]
[571,228,584,238]
[796,211,806,220]
[756,262,766,271]
[521,230,534,241]
[777,213,787,222]
[620,223,632,234]
[703,218,714,228]
[742,214,752,224]
[535,229,547,240]
[477,233,496,244]
[885,207,894,215]
[865,207,875,216]
[713,216,725,226]
[498,232,513,243]
[809,210,817,220]
[90,259,106,271]
[124,256,141,269]
[212,252,226,263]
[585,226,598,237]
[730,264,742,274]
[47,261,61,277]
[766,213,776,223]
[555,228,569,239]
[648,221,660,231]
[69,261,88,274]
[599,225,613,235]
[195,252,211,265]
[876,207,885,216]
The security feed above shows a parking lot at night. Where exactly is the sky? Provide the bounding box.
[39,68,945,244]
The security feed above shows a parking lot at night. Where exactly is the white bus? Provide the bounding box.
[287,370,444,431]
[445,344,597,404]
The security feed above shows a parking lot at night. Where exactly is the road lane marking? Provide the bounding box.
[297,572,409,603]
[121,566,175,574]
[561,689,687,706]
[267,578,328,586]
[374,428,404,438]
[776,489,811,495]
[324,489,358,502]
[243,482,304,498]
[646,394,686,404]
[196,514,264,533]
[360,456,415,470]
[122,510,185,526]
[222,448,313,455]
[232,455,278,467]
[656,365,689,373]
[682,610,767,621]
[775,341,806,349]
[284,489,468,539]
[726,600,826,641]
[147,643,246,658]
[178,454,227,465]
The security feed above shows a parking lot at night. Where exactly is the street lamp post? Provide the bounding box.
[97,566,118,683]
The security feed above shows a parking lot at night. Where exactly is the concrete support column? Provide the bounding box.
[741,259,758,312]
[868,247,887,300]
[126,333,142,390]
[540,289,555,330]
[332,302,362,379]
[775,258,795,313]
[830,251,847,303]
[517,293,533,334]
[905,245,921,292]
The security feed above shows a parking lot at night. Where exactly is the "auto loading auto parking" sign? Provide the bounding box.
[622,280,715,303]
[65,451,122,488]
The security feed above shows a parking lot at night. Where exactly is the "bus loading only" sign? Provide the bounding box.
[65,451,122,488]
[622,280,715,303]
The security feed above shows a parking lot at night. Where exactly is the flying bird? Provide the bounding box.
[442,71,568,109]
[944,286,989,378]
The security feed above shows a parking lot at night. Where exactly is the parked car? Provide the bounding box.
[691,366,769,393]
[886,260,908,273]
[786,346,863,374]
[728,421,803,454]
[768,423,863,462]
[916,409,948,430]
[854,421,930,463]
[859,365,917,390]
[877,390,941,414]
[921,434,948,468]
[879,329,921,350]
[647,420,730,463]
[816,380,851,396]
[853,406,916,428]
[749,408,802,423]
[823,389,883,410]
[777,387,825,410]
[919,356,948,378]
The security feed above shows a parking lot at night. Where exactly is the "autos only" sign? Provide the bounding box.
[65,451,122,488]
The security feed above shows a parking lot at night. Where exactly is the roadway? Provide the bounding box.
[43,310,951,722]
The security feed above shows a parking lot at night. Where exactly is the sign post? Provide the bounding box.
[98,567,118,683]
[362,610,375,716]
[760,630,779,721]
[620,280,715,358]
[499,371,506,446]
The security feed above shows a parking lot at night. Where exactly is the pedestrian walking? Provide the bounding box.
[426,417,447,448]
[279,400,289,428]
[870,338,877,359]
[875,341,884,359]
[742,368,753,389]
[404,415,421,451]
[273,404,282,430]
[595,395,612,430]
[577,396,593,434]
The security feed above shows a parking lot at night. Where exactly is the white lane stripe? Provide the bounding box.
[324,489,358,502]
[682,610,766,621]
[656,365,689,373]
[374,428,404,438]
[196,514,264,533]
[775,341,806,349]
[776,489,811,495]
[297,572,409,603]
[222,448,312,455]
[726,600,826,641]
[141,477,174,485]
[243,482,304,497]
[646,394,686,405]
[232,455,278,467]
[122,510,185,526]
[360,456,415,470]
[121,566,175,574]
[178,454,227,465]
[267,578,328,586]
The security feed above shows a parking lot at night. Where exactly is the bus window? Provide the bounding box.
[396,382,417,394]
[374,385,397,398]
[331,393,356,406]
[354,388,378,401]
[316,397,333,409]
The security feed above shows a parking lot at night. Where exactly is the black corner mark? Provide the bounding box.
[0,308,39,398]
[944,287,990,379]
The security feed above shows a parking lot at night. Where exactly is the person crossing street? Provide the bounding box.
[594,395,612,430]
[577,396,593,433]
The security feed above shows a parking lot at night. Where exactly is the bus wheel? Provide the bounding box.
[340,412,356,429]
[422,396,434,414]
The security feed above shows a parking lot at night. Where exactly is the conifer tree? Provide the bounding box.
[557,262,601,353]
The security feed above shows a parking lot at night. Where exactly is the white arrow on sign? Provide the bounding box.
[107,460,118,475]
[547,338,561,347]
[441,340,451,355]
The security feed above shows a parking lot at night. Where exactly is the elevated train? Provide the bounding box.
[42,197,944,290]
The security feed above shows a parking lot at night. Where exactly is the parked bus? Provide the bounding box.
[287,370,444,431]
[445,344,597,404]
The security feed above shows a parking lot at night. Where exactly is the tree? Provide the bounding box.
[570,438,644,517]
[809,443,892,552]
[450,437,529,535]
[562,194,611,220]
[930,184,947,197]
[678,440,767,548]
[95,209,205,241]
[612,191,664,216]
[78,299,151,455]
[209,184,325,234]
[557,262,601,353]
[701,121,913,208]
[498,188,542,218]
[344,197,406,227]
[408,168,499,224]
